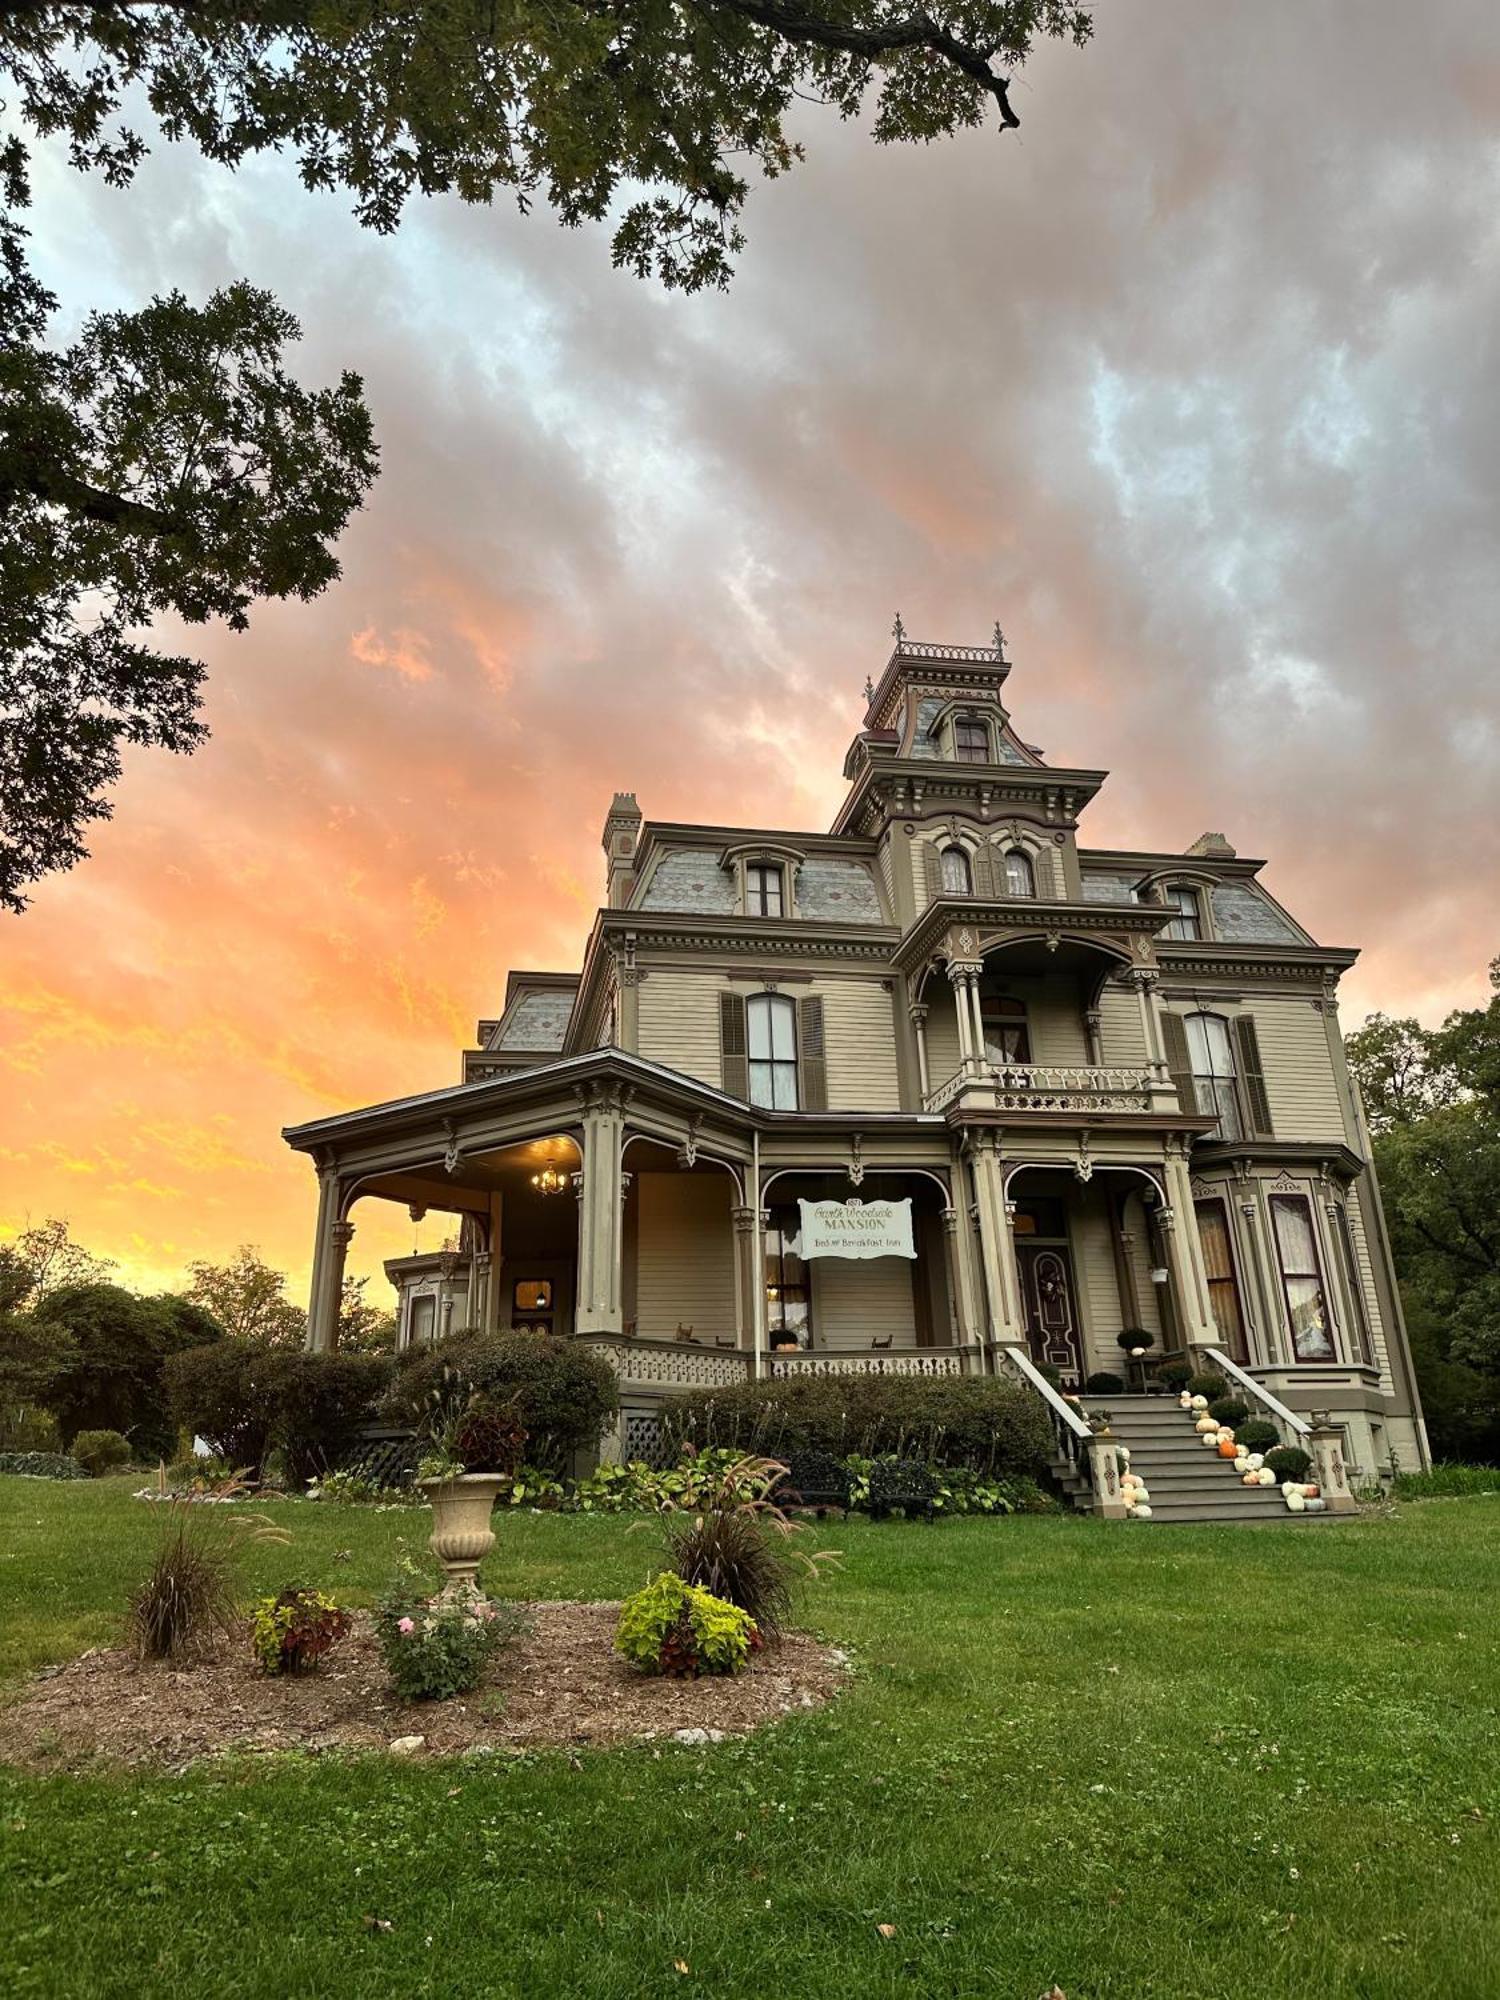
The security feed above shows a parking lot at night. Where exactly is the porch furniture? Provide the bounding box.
[779,1450,852,1518]
[866,1455,939,1522]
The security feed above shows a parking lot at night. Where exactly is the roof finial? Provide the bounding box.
[992,621,1007,661]
[862,674,875,704]
[891,611,905,646]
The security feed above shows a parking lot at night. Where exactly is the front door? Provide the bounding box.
[1017,1241,1084,1386]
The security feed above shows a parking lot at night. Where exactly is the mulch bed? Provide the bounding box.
[0,1603,847,1772]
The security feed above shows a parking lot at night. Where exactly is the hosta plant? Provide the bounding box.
[615,1572,761,1679]
[250,1587,351,1675]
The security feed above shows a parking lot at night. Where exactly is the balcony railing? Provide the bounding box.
[768,1347,964,1379]
[926,1061,1159,1116]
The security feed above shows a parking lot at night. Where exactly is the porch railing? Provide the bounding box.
[768,1348,964,1380]
[926,1062,1157,1116]
[1204,1347,1311,1440]
[1001,1343,1094,1485]
[579,1334,751,1390]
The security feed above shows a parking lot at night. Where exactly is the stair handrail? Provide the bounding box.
[1002,1344,1093,1438]
[1204,1348,1310,1438]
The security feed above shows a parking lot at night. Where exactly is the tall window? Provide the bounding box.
[1331,1201,1376,1368]
[1184,1012,1242,1139]
[764,1210,811,1348]
[1003,848,1035,898]
[1270,1194,1337,1361]
[954,714,988,760]
[746,862,784,917]
[981,995,1031,1066]
[1161,884,1203,940]
[1195,1199,1249,1363]
[409,1293,436,1347]
[747,993,798,1109]
[940,845,972,895]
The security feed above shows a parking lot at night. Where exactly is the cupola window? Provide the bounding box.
[940,846,972,895]
[746,862,784,918]
[1003,848,1036,898]
[953,714,989,761]
[1161,884,1202,940]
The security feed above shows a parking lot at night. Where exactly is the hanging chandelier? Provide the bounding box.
[530,1166,569,1196]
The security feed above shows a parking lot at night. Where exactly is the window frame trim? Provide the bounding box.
[1268,1189,1340,1364]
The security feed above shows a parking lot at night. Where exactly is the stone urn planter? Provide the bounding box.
[417,1473,507,1596]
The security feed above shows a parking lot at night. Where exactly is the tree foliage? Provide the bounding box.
[2,2,1088,907]
[185,1244,308,1348]
[25,1281,224,1454]
[1347,956,1500,1462]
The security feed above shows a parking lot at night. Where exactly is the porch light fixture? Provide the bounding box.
[530,1167,568,1196]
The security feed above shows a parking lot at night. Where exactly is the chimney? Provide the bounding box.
[602,792,642,907]
[1186,831,1236,858]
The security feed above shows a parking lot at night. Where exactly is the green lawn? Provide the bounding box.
[1,1481,1497,1999]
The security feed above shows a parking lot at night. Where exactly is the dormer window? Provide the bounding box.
[940,846,972,896]
[1161,884,1202,940]
[746,862,785,918]
[953,714,989,761]
[1003,848,1035,898]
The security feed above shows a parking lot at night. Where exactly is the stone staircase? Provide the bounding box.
[1068,1395,1312,1524]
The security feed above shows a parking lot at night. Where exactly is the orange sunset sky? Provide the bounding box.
[5,0,1500,1306]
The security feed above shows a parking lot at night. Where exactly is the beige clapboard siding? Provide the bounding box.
[636,970,901,1108]
[634,1173,736,1341]
[813,1255,917,1350]
[1019,976,1090,1063]
[1344,1183,1393,1383]
[1096,984,1149,1065]
[923,986,964,1089]
[1248,998,1346,1140]
[1071,1194,1122,1367]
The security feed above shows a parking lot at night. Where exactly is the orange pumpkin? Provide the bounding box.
[1217,1438,1238,1458]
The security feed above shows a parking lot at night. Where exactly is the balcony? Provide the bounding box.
[925,1060,1169,1117]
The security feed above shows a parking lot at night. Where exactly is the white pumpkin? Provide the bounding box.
[1247,1453,1265,1471]
[1132,1503,1153,1520]
[1234,1454,1250,1473]
[1179,1391,1193,1407]
[1196,1416,1218,1434]
[1132,1485,1150,1503]
[1217,1427,1235,1441]
[1118,1446,1131,1463]
[1305,1497,1327,1513]
[1242,1471,1259,1486]
[1201,1432,1221,1448]
[1257,1467,1276,1487]
[1286,1492,1307,1513]
[1281,1480,1298,1497]
[1190,1395,1209,1410]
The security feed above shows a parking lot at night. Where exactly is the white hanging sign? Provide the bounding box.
[796,1197,916,1261]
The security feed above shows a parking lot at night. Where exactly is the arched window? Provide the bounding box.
[953,714,989,761]
[1003,848,1035,898]
[747,993,799,1109]
[1184,1012,1241,1139]
[1161,883,1202,940]
[981,994,1031,1067]
[940,846,972,895]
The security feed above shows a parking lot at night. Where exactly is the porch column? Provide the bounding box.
[1159,1144,1219,1361]
[910,1003,931,1104]
[1084,1006,1104,1068]
[965,1130,1027,1351]
[948,965,978,1070]
[482,1192,503,1333]
[1108,1186,1143,1331]
[940,1201,983,1368]
[574,1085,626,1333]
[308,1201,353,1354]
[731,1203,759,1355]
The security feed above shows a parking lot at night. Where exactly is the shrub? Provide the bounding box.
[265,1351,394,1487]
[250,1588,352,1675]
[1116,1328,1155,1353]
[1084,1371,1126,1395]
[164,1341,277,1472]
[452,1393,528,1475]
[1206,1397,1250,1430]
[1188,1370,1227,1400]
[0,1403,59,1453]
[615,1572,760,1678]
[661,1454,832,1642]
[0,1450,86,1479]
[661,1376,1052,1478]
[1266,1445,1314,1483]
[71,1428,132,1476]
[1392,1462,1500,1499]
[387,1332,616,1471]
[1235,1420,1280,1454]
[1158,1360,1194,1391]
[374,1564,526,1701]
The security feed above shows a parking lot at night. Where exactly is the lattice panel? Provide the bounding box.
[621,1408,673,1470]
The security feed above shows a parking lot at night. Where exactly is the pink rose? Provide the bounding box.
[397,1616,415,1635]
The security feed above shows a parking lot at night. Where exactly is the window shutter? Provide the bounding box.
[798,995,828,1110]
[922,843,945,906]
[972,844,996,898]
[719,991,749,1099]
[1232,1015,1274,1137]
[1161,1011,1195,1115]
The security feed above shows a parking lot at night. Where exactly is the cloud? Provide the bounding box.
[5,0,1499,1291]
